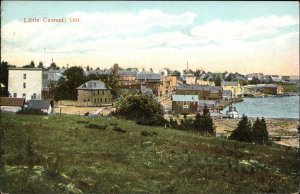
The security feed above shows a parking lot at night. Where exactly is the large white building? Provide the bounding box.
[8,68,43,101]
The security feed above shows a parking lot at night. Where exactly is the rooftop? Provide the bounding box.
[28,100,51,110]
[119,70,137,77]
[137,72,161,80]
[177,85,222,91]
[172,94,199,102]
[0,97,25,107]
[9,68,43,71]
[221,81,239,86]
[77,80,108,90]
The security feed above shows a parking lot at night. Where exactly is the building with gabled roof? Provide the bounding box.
[77,80,112,107]
[0,97,25,112]
[176,85,222,100]
[28,99,52,114]
[137,72,161,95]
[171,94,198,114]
[221,80,244,98]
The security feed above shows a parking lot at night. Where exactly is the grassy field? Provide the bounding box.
[0,113,299,193]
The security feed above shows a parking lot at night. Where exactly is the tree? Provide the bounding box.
[202,115,215,135]
[214,76,222,86]
[252,117,269,144]
[249,77,261,85]
[194,113,201,129]
[173,70,181,78]
[37,61,44,69]
[0,61,16,96]
[22,61,35,68]
[115,93,165,126]
[230,115,253,142]
[54,66,86,100]
[203,104,210,116]
[49,62,60,70]
[193,107,215,135]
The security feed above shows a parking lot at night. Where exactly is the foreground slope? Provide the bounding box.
[0,113,298,193]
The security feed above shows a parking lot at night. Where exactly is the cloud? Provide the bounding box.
[1,11,299,75]
[191,15,299,42]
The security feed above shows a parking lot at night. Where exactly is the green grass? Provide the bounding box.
[0,113,299,193]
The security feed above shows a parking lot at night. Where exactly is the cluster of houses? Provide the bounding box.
[0,64,291,115]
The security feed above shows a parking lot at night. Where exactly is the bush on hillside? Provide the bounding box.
[172,106,215,135]
[17,108,47,115]
[115,93,166,126]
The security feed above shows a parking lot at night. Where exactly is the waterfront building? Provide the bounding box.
[176,85,222,101]
[221,81,244,98]
[171,94,199,114]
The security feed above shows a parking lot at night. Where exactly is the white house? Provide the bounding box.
[8,68,43,101]
[184,73,196,85]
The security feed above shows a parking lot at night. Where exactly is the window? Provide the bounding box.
[84,99,86,102]
[98,90,99,95]
[33,93,36,99]
[13,93,17,98]
[23,74,26,79]
[100,98,102,103]
[23,83,26,88]
[22,93,26,99]
[94,99,96,103]
[88,99,90,101]
[105,98,107,103]
[102,90,104,95]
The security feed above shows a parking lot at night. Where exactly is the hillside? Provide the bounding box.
[0,113,299,193]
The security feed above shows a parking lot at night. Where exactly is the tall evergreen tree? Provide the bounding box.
[203,104,210,116]
[214,76,222,86]
[194,113,201,129]
[230,114,252,142]
[253,117,269,144]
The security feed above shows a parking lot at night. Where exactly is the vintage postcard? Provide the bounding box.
[0,1,299,193]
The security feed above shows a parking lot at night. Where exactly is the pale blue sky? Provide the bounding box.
[1,1,299,75]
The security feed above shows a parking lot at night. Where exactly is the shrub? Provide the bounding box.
[44,155,63,178]
[116,93,166,126]
[141,131,158,137]
[85,124,107,130]
[136,114,167,126]
[169,117,178,129]
[76,121,89,124]
[17,108,47,115]
[112,126,126,133]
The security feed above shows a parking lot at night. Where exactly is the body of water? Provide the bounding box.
[221,96,299,119]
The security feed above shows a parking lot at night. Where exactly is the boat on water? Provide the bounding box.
[226,104,239,118]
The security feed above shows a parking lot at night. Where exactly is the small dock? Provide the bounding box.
[216,97,243,110]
